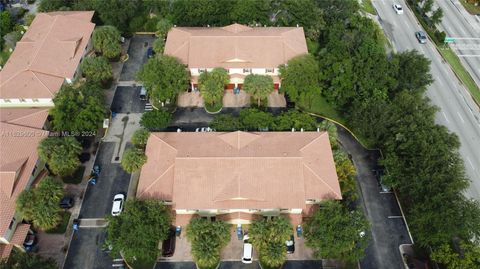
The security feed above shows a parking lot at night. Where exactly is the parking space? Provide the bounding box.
[119,35,156,81]
[111,86,146,113]
[63,228,112,269]
[78,142,131,219]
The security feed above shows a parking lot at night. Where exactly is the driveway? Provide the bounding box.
[63,228,112,269]
[156,261,321,269]
[337,127,412,269]
[111,86,146,113]
[120,34,156,81]
[78,142,131,218]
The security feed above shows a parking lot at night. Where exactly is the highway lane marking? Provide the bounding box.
[442,111,450,123]
[457,111,465,123]
[388,216,403,219]
[467,158,475,170]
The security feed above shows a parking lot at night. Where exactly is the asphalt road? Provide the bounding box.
[436,0,480,86]
[63,228,113,269]
[373,0,480,200]
[155,261,322,269]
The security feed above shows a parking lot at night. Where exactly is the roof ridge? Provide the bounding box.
[3,109,48,128]
[151,134,178,152]
[299,132,327,152]
[303,164,341,198]
[31,71,56,97]
[29,15,59,73]
[138,164,174,198]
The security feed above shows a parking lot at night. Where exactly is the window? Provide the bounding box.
[266,68,274,73]
[4,99,11,103]
[243,68,252,73]
[8,218,16,230]
[19,98,26,102]
[198,68,207,73]
[32,98,39,102]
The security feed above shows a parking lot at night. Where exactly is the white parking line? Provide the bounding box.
[457,111,465,123]
[467,157,475,170]
[442,111,449,123]
[388,216,403,219]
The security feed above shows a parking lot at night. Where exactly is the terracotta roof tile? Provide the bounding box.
[9,224,30,245]
[137,132,341,211]
[164,24,308,69]
[0,108,48,129]
[0,11,95,99]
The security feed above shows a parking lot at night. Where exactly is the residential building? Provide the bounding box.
[164,23,308,91]
[0,11,95,108]
[136,131,341,227]
[0,108,49,258]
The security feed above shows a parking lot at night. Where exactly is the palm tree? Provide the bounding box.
[186,218,230,269]
[38,137,82,177]
[243,74,274,107]
[199,68,229,110]
[249,216,292,268]
[121,148,147,173]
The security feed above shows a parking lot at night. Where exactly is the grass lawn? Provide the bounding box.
[298,94,346,125]
[360,0,377,15]
[46,211,71,234]
[460,0,480,15]
[62,166,86,184]
[438,47,480,105]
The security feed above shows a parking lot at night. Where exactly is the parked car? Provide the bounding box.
[415,31,427,44]
[242,241,253,264]
[23,230,37,252]
[286,235,295,254]
[373,168,392,192]
[140,87,147,101]
[111,194,125,216]
[146,47,155,58]
[59,196,74,209]
[92,165,101,175]
[393,4,404,14]
[161,228,176,257]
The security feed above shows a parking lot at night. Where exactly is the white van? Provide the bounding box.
[242,242,253,264]
[140,87,147,101]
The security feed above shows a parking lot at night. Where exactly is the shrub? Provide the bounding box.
[140,110,172,131]
[121,148,147,173]
[239,108,274,131]
[131,128,150,148]
[209,114,243,131]
[80,56,113,84]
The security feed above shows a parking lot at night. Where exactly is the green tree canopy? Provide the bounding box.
[38,137,82,177]
[209,114,243,131]
[249,217,292,268]
[334,150,358,202]
[105,200,171,264]
[92,26,122,59]
[273,110,317,131]
[50,81,105,133]
[80,56,113,84]
[38,0,70,12]
[121,148,147,173]
[171,0,235,26]
[90,0,141,33]
[152,38,165,55]
[0,248,57,269]
[16,177,64,230]
[390,50,433,95]
[186,218,230,268]
[305,200,370,263]
[239,108,274,131]
[243,74,274,107]
[137,56,189,106]
[279,54,321,107]
[274,0,324,40]
[431,240,480,269]
[155,18,173,38]
[198,67,229,107]
[230,0,271,26]
[140,110,172,131]
[131,128,151,149]
[0,11,13,35]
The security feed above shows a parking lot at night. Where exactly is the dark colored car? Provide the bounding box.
[162,229,176,257]
[286,235,295,254]
[146,47,155,58]
[415,31,427,44]
[59,197,74,209]
[23,231,37,252]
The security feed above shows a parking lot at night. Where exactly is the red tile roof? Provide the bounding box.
[137,132,341,211]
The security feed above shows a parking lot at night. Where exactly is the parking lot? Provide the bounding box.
[111,86,146,113]
[120,34,156,81]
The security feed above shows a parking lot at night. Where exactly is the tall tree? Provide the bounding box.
[279,54,321,107]
[121,148,147,173]
[186,218,230,268]
[16,177,64,230]
[273,110,317,131]
[92,26,122,59]
[431,240,480,269]
[80,56,113,85]
[230,0,272,26]
[249,217,292,268]
[209,114,243,131]
[305,200,370,263]
[50,81,105,133]
[391,50,433,95]
[171,0,235,26]
[198,67,229,110]
[105,200,171,264]
[137,56,189,107]
[90,0,141,32]
[155,18,173,38]
[38,137,82,177]
[430,8,444,25]
[0,248,57,269]
[274,0,324,40]
[242,74,274,107]
[139,110,172,131]
[131,128,150,149]
[239,108,274,130]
